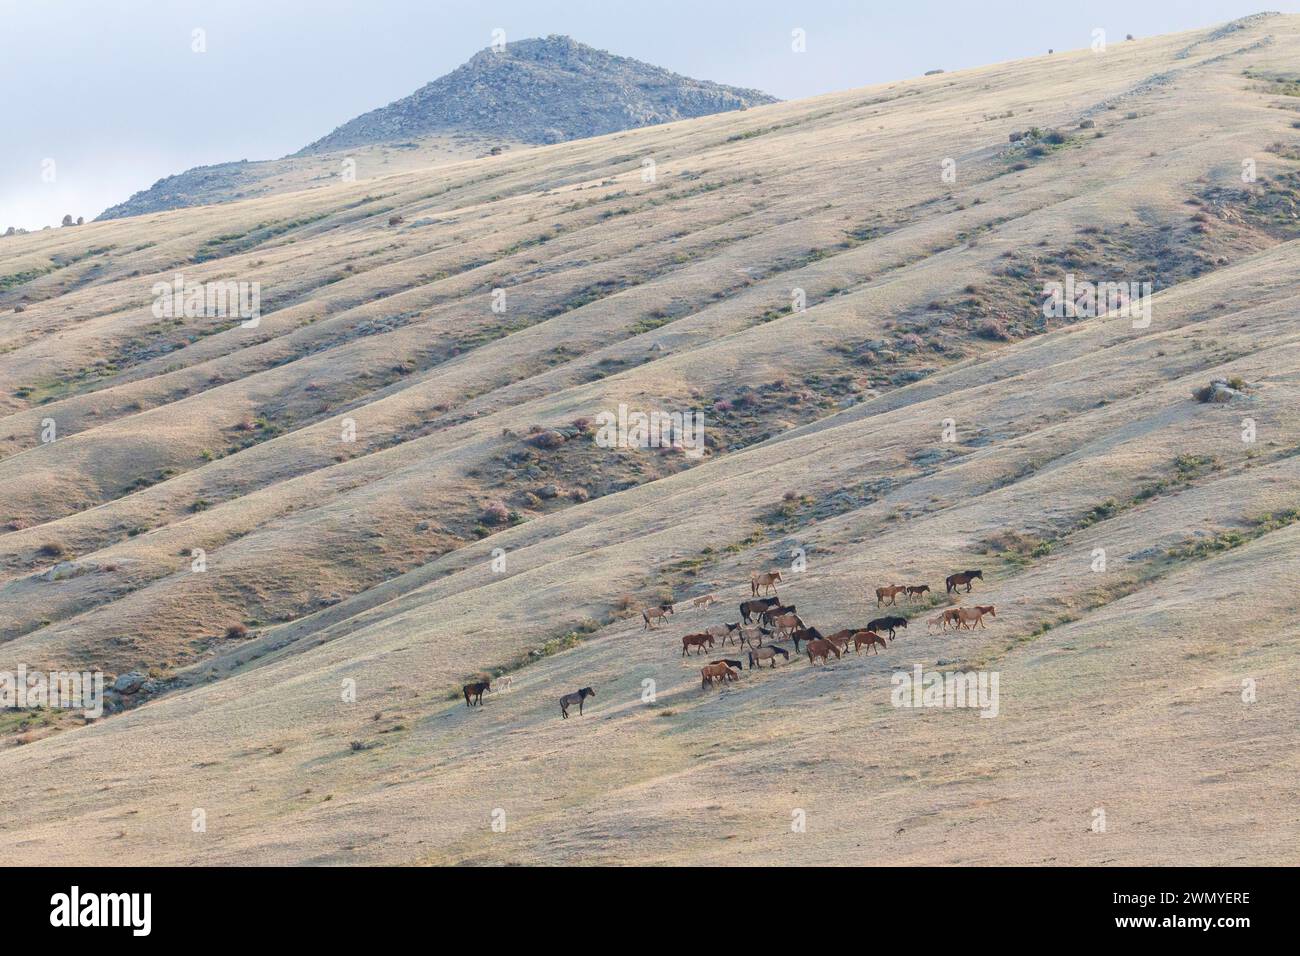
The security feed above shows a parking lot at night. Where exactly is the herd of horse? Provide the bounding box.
[668,569,994,690]
[461,566,994,715]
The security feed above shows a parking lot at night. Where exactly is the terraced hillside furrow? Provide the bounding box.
[0,14,1298,865]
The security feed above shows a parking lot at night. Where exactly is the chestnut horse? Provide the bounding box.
[643,603,674,629]
[905,584,931,601]
[822,630,854,655]
[956,605,996,629]
[876,584,906,607]
[751,570,782,597]
[852,631,887,655]
[701,662,739,688]
[806,638,841,665]
[682,633,716,656]
[946,569,983,594]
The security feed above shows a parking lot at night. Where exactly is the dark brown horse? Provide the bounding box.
[946,569,983,594]
[559,687,595,718]
[463,680,490,707]
[905,584,931,601]
[740,596,780,624]
[788,625,823,652]
[681,633,715,656]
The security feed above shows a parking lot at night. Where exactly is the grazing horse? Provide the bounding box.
[788,626,822,652]
[876,584,906,607]
[946,569,984,594]
[691,595,717,610]
[642,603,675,629]
[867,616,908,641]
[463,680,490,707]
[852,631,887,655]
[748,645,790,669]
[707,621,742,646]
[681,633,716,656]
[806,638,841,665]
[905,584,931,601]
[956,605,997,629]
[701,662,739,688]
[559,687,595,718]
[710,658,745,673]
[822,630,854,655]
[740,597,780,624]
[751,570,782,597]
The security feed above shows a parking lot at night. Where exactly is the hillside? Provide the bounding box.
[1,14,1298,865]
[94,35,776,221]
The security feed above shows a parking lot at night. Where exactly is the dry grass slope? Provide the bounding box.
[0,15,1297,865]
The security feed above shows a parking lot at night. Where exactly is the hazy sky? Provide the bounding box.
[3,0,1297,229]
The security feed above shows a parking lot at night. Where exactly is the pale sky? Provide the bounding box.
[2,0,1296,229]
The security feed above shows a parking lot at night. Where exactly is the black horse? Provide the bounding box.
[463,680,491,707]
[709,659,745,673]
[560,687,595,719]
[946,569,984,594]
[867,616,908,641]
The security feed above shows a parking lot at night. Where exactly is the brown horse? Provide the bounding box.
[939,608,964,630]
[955,605,996,629]
[806,638,841,665]
[463,680,490,707]
[643,603,674,629]
[905,584,931,601]
[852,631,887,655]
[682,633,715,656]
[759,603,797,627]
[822,630,854,655]
[876,584,906,607]
[946,569,983,594]
[701,662,738,688]
[767,611,804,640]
[751,570,782,597]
